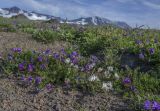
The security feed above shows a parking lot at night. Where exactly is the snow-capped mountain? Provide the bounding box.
[66,16,130,28]
[0,6,55,20]
[0,6,130,28]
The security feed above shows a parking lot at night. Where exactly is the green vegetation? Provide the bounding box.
[0,17,160,110]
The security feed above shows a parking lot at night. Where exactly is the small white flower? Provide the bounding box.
[74,65,79,69]
[104,71,111,78]
[102,81,113,91]
[114,73,120,80]
[70,63,74,66]
[65,58,70,64]
[90,63,96,69]
[88,75,99,81]
[107,66,114,72]
[97,67,103,73]
[48,54,52,57]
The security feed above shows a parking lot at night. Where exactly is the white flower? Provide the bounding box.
[88,75,99,81]
[90,63,96,69]
[97,67,103,73]
[74,65,79,69]
[107,66,114,72]
[65,58,70,64]
[70,63,74,66]
[104,71,111,78]
[48,54,52,57]
[102,81,113,91]
[114,73,120,80]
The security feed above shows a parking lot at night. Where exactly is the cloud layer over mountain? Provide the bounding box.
[0,0,160,28]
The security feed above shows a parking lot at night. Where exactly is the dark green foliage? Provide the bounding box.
[32,30,59,43]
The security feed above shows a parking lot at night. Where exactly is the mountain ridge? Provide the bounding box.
[0,6,131,28]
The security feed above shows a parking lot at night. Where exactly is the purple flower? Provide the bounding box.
[71,58,78,64]
[149,48,155,55]
[37,56,43,62]
[12,48,22,53]
[139,53,144,59]
[28,76,33,82]
[30,57,34,63]
[152,101,159,110]
[130,86,136,91]
[61,48,67,56]
[135,40,142,45]
[85,63,96,71]
[44,49,50,54]
[60,57,65,63]
[46,83,53,91]
[80,67,85,72]
[18,63,25,71]
[21,75,25,81]
[123,77,131,84]
[8,54,13,60]
[40,64,46,70]
[154,38,158,43]
[144,100,151,110]
[71,51,78,57]
[53,53,59,59]
[28,64,34,72]
[158,103,160,110]
[35,77,42,85]
[90,55,98,63]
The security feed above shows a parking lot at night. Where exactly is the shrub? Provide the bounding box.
[32,30,59,43]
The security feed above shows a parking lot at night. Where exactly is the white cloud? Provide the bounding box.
[142,1,160,9]
[116,0,134,3]
[1,0,160,28]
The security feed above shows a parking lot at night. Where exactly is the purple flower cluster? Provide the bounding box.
[135,40,142,45]
[149,48,155,55]
[21,75,42,85]
[8,54,13,60]
[35,76,42,85]
[84,55,98,71]
[21,75,25,81]
[37,56,43,62]
[69,51,79,64]
[44,49,51,55]
[61,48,67,56]
[154,38,158,43]
[28,64,34,72]
[40,64,46,70]
[144,100,160,110]
[28,76,33,82]
[123,77,131,84]
[12,48,22,53]
[85,63,96,71]
[53,53,59,59]
[139,53,144,59]
[18,63,25,71]
[46,83,53,91]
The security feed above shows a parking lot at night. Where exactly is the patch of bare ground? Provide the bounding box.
[0,76,131,111]
[0,32,68,53]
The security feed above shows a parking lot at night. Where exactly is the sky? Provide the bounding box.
[0,0,160,28]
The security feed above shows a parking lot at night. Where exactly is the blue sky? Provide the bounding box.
[0,0,160,28]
